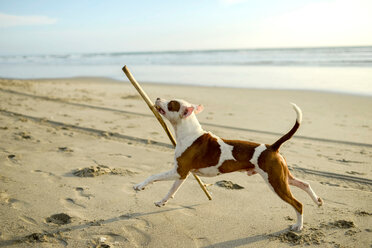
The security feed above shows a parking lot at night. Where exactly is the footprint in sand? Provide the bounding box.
[45,213,72,225]
[0,174,13,183]
[88,218,151,247]
[321,220,356,229]
[355,210,372,216]
[58,146,73,153]
[61,187,94,210]
[7,154,16,159]
[94,232,129,246]
[24,231,68,246]
[14,131,32,140]
[320,182,342,187]
[194,237,212,247]
[274,229,325,246]
[108,153,132,158]
[126,124,139,129]
[0,191,29,210]
[62,197,86,209]
[120,218,151,247]
[19,215,38,225]
[215,180,244,190]
[121,94,141,100]
[6,154,21,165]
[75,187,94,199]
[0,191,13,204]
[346,171,366,175]
[31,169,61,183]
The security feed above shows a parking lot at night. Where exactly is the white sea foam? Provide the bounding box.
[0,47,371,95]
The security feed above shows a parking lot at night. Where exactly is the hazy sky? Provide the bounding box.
[0,0,371,55]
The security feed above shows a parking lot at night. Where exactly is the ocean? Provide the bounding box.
[1,46,371,95]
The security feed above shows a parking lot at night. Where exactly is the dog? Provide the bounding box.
[134,98,323,231]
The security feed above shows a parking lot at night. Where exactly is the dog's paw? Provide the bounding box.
[133,183,145,191]
[290,223,303,232]
[154,200,167,207]
[317,197,323,207]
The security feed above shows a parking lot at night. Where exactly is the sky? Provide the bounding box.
[0,0,371,55]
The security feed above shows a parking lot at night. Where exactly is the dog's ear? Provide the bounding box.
[182,106,195,118]
[194,104,204,114]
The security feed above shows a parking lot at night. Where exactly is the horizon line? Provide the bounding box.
[1,44,371,57]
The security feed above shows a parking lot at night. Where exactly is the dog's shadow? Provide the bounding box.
[201,228,288,248]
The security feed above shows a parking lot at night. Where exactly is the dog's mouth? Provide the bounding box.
[155,105,166,115]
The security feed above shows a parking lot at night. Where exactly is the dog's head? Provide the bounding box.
[155,98,204,123]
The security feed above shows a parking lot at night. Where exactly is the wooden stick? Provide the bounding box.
[122,65,212,200]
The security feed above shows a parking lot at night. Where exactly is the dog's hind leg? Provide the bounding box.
[261,171,304,231]
[133,169,179,191]
[274,182,304,231]
[288,173,323,207]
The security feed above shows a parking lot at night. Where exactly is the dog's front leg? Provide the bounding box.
[134,169,178,191]
[155,178,186,207]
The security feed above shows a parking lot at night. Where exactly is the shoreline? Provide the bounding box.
[2,76,372,98]
[2,44,371,56]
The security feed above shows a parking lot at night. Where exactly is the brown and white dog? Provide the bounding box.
[134,98,323,231]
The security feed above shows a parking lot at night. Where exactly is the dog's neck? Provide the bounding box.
[171,113,204,144]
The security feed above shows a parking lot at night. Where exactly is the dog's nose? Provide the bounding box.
[156,98,160,101]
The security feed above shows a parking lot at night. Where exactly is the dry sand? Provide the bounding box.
[0,77,371,247]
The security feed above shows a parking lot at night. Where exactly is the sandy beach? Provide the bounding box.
[0,77,371,247]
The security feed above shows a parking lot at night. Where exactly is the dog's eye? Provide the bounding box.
[168,101,180,112]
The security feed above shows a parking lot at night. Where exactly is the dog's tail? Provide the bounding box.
[270,103,302,152]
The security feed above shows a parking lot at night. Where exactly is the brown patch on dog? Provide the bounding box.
[258,148,303,214]
[218,140,258,173]
[168,100,181,112]
[176,133,221,179]
[177,136,260,178]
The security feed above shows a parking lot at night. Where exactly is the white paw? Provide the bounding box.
[133,183,145,191]
[290,223,303,231]
[154,200,167,207]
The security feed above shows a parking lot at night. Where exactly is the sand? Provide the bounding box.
[0,77,371,247]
